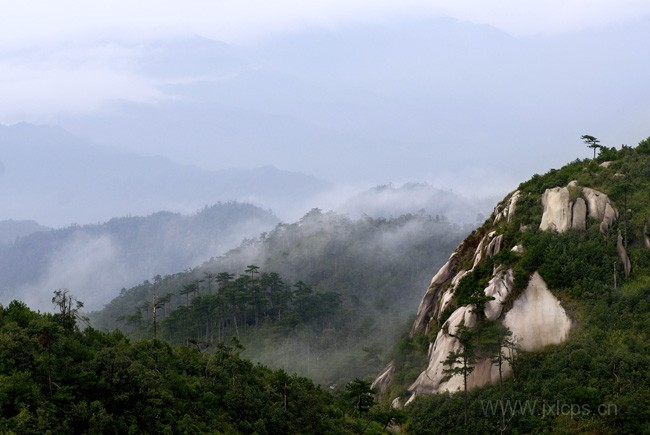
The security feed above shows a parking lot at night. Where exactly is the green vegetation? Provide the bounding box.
[393,137,650,433]
[0,202,280,309]
[92,211,468,386]
[0,298,408,434]
[404,280,650,434]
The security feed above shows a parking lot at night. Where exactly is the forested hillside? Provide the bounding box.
[383,137,650,434]
[0,202,279,310]
[92,210,470,385]
[0,298,406,434]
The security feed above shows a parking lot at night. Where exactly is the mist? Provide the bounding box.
[0,203,280,311]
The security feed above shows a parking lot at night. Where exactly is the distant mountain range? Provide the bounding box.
[0,202,279,311]
[0,123,330,227]
[0,219,50,245]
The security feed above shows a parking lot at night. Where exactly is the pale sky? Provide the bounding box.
[3,0,650,46]
[2,1,650,197]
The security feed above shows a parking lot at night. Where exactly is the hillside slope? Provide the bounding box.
[377,138,650,433]
[91,210,471,385]
[0,202,279,310]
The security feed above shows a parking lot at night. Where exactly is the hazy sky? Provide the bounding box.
[2,1,650,197]
[4,0,650,45]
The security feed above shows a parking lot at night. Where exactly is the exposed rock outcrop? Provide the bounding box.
[540,183,618,234]
[511,244,524,254]
[406,269,570,404]
[493,191,520,225]
[617,230,632,278]
[372,363,395,396]
[503,272,572,351]
[582,187,619,233]
[644,222,650,249]
[540,187,573,232]
[380,182,619,407]
[483,269,514,321]
[485,234,503,258]
[410,253,458,336]
[407,305,482,400]
[571,197,587,230]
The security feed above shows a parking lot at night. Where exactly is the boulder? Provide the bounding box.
[540,185,617,234]
[540,187,572,232]
[582,187,609,221]
[644,222,650,249]
[483,269,514,321]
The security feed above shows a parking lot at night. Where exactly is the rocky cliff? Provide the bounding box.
[374,156,646,405]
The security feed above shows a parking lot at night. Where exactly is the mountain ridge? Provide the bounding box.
[0,122,329,227]
[376,137,650,433]
[0,201,279,311]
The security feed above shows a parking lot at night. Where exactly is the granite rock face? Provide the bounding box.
[377,183,622,406]
[504,272,572,351]
[540,183,618,234]
[540,187,573,232]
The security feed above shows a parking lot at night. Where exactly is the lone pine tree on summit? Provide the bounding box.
[582,134,601,158]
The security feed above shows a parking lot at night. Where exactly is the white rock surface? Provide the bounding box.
[617,230,631,278]
[483,269,514,321]
[571,197,587,230]
[486,234,504,258]
[511,244,524,254]
[600,202,618,234]
[408,306,475,396]
[372,362,395,396]
[411,253,458,336]
[540,187,572,232]
[492,190,520,225]
[540,184,617,234]
[504,272,572,351]
[582,187,609,221]
[506,191,521,223]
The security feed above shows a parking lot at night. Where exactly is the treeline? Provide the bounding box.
[0,297,406,434]
[121,268,345,346]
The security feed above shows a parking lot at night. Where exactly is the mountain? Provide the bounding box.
[0,219,50,245]
[91,209,472,386]
[375,138,650,433]
[46,20,650,188]
[339,182,496,224]
[0,123,329,227]
[0,202,279,311]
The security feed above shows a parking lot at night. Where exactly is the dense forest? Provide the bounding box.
[92,211,470,385]
[0,297,407,433]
